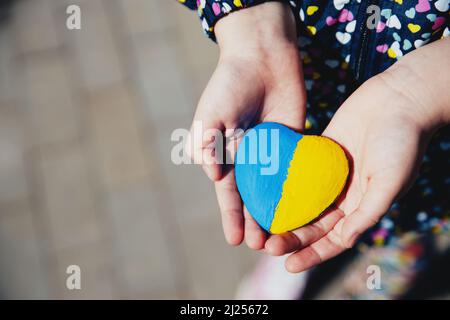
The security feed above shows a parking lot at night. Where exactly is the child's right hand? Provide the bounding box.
[186,2,306,248]
[263,38,450,273]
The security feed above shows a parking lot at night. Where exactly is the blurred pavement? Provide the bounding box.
[0,0,260,299]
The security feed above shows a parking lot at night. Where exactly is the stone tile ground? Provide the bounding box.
[0,0,259,299]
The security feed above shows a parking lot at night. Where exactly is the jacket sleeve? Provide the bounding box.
[177,0,294,42]
[178,0,198,10]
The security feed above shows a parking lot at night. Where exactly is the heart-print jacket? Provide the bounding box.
[180,0,448,82]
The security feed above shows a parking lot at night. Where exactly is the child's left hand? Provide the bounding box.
[264,38,450,273]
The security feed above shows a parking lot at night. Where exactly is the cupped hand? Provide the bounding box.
[185,3,306,248]
[265,44,449,272]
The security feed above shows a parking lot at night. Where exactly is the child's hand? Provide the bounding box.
[186,3,306,248]
[264,39,450,272]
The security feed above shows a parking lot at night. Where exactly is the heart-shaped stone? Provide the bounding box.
[235,123,349,234]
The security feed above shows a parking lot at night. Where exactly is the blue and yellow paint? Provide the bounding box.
[235,122,349,234]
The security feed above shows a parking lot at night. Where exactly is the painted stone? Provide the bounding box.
[235,122,349,234]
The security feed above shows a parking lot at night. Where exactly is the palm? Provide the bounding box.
[189,52,306,247]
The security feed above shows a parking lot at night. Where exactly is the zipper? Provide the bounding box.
[355,0,376,82]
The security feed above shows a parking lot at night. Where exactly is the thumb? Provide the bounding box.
[341,175,399,248]
[263,108,306,133]
[185,115,224,182]
[261,84,307,132]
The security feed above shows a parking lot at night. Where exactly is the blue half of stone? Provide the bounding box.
[235,122,302,232]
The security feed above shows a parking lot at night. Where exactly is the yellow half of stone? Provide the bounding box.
[270,136,349,234]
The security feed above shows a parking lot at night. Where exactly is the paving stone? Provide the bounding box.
[85,85,152,190]
[57,0,124,92]
[23,53,80,146]
[151,115,219,225]
[171,1,219,76]
[116,0,176,36]
[12,0,60,54]
[36,142,104,252]
[0,0,261,299]
[0,109,29,204]
[0,205,49,299]
[171,0,221,119]
[132,35,194,120]
[0,29,18,105]
[150,116,259,298]
[105,182,180,298]
[50,242,116,299]
[178,218,260,299]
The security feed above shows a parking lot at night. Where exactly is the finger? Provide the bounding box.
[243,206,267,250]
[262,103,305,133]
[264,232,300,257]
[285,229,346,273]
[341,175,399,248]
[261,83,306,132]
[215,167,244,246]
[185,115,224,181]
[265,208,344,256]
[202,140,223,181]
